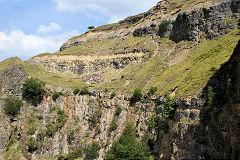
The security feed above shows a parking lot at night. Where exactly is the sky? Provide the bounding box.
[0,0,158,61]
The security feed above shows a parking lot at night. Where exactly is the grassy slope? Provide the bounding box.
[36,34,156,56]
[0,58,84,89]
[96,29,239,97]
[1,29,238,96]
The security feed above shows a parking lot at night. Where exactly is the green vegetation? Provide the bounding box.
[89,104,103,129]
[108,117,118,134]
[159,121,170,134]
[132,88,142,101]
[37,130,46,143]
[22,78,46,106]
[21,61,85,88]
[149,112,158,129]
[73,88,80,95]
[104,88,109,93]
[68,129,75,143]
[163,94,176,118]
[49,34,154,56]
[147,87,158,96]
[105,121,151,160]
[96,27,239,97]
[52,92,61,101]
[55,109,68,130]
[58,146,83,160]
[84,142,101,160]
[88,26,95,30]
[28,126,37,135]
[46,122,56,137]
[206,86,215,109]
[115,105,122,117]
[4,95,23,119]
[201,86,216,125]
[27,138,38,153]
[159,20,171,34]
[223,145,232,159]
[6,132,18,151]
[110,91,116,99]
[79,86,90,95]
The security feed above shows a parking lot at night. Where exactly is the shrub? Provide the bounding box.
[110,91,116,99]
[89,105,102,129]
[104,88,109,93]
[55,109,68,130]
[96,125,101,134]
[73,88,80,95]
[84,142,101,160]
[163,94,176,118]
[206,86,215,109]
[37,115,43,120]
[79,86,90,95]
[88,26,95,30]
[28,126,37,135]
[105,121,151,160]
[58,145,83,160]
[132,88,142,101]
[149,112,158,129]
[46,122,56,137]
[147,87,158,96]
[115,105,122,117]
[28,138,38,153]
[52,92,61,101]
[37,130,46,143]
[159,121,169,134]
[22,78,46,106]
[4,95,23,119]
[159,20,171,34]
[68,129,75,143]
[108,117,118,134]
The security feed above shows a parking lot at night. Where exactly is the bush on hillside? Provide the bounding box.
[147,87,158,96]
[4,95,23,119]
[79,86,90,95]
[159,20,171,34]
[115,105,122,117]
[132,88,142,101]
[105,121,151,160]
[73,88,80,95]
[52,92,61,101]
[163,94,176,118]
[22,78,46,106]
[110,91,116,99]
[28,138,38,153]
[88,26,95,30]
[84,142,101,160]
[149,112,158,129]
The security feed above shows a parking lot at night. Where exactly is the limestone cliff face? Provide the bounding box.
[0,63,28,95]
[0,0,240,160]
[170,0,240,42]
[1,39,240,160]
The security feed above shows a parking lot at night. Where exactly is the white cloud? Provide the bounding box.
[52,0,158,23]
[37,22,61,33]
[0,29,78,61]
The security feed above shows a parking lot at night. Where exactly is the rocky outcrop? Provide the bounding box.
[170,0,240,42]
[0,63,28,95]
[28,52,148,82]
[202,40,240,159]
